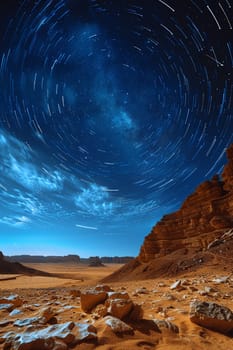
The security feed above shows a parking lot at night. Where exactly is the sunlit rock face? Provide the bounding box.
[138,144,233,263]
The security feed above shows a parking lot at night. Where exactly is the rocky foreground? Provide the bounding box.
[1,272,233,350]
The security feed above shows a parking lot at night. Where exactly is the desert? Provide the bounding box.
[1,145,233,350]
[1,260,233,350]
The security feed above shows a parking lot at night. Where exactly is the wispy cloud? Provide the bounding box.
[76,224,98,230]
[0,130,64,192]
[74,183,119,217]
[0,215,31,227]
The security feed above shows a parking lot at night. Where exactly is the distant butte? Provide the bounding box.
[104,144,233,282]
[0,251,51,277]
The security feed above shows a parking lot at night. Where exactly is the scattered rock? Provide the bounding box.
[9,309,22,317]
[80,290,107,313]
[162,293,176,301]
[0,295,23,308]
[204,286,217,293]
[101,316,134,334]
[107,292,130,300]
[4,321,97,349]
[39,306,56,323]
[213,276,229,284]
[0,304,14,312]
[170,280,181,290]
[135,287,149,294]
[95,285,113,292]
[190,300,233,334]
[92,304,108,319]
[153,319,179,333]
[73,322,97,343]
[14,316,41,327]
[69,290,81,298]
[106,298,134,320]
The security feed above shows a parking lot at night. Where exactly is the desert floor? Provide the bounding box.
[0,263,233,350]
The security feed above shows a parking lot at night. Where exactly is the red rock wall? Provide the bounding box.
[138,145,233,263]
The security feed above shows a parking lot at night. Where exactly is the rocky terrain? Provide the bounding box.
[1,147,233,349]
[104,144,233,282]
[1,270,233,350]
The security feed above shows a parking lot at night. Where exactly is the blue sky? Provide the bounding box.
[0,0,233,257]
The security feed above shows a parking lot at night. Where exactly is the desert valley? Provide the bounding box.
[0,145,233,350]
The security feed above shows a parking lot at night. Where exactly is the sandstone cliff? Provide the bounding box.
[104,144,233,282]
[139,144,233,263]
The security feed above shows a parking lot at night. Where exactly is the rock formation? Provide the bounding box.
[139,145,233,262]
[6,254,80,263]
[88,256,105,267]
[0,251,53,276]
[104,144,233,282]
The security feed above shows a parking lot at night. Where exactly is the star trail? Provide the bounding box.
[0,0,233,257]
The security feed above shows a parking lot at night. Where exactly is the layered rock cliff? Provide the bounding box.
[103,144,233,282]
[139,144,233,263]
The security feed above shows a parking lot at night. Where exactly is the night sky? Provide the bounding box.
[0,0,233,257]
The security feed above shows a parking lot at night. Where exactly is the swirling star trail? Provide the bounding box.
[0,0,233,256]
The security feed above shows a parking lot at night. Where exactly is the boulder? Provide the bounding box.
[190,300,233,334]
[101,316,134,334]
[80,290,107,313]
[106,298,134,320]
[4,321,97,349]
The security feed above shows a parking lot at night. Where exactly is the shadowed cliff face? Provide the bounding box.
[0,251,51,276]
[138,144,233,263]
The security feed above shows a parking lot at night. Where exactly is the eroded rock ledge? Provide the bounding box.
[139,144,233,263]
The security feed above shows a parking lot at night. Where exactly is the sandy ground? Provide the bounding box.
[0,263,121,289]
[0,263,233,349]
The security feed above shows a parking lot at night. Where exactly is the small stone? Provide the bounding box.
[0,304,14,312]
[107,292,130,300]
[170,280,182,290]
[213,276,229,284]
[39,306,56,323]
[94,285,113,292]
[135,287,149,294]
[204,286,217,293]
[70,290,81,298]
[153,319,179,333]
[92,304,108,318]
[162,293,176,301]
[9,309,22,317]
[158,283,166,287]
